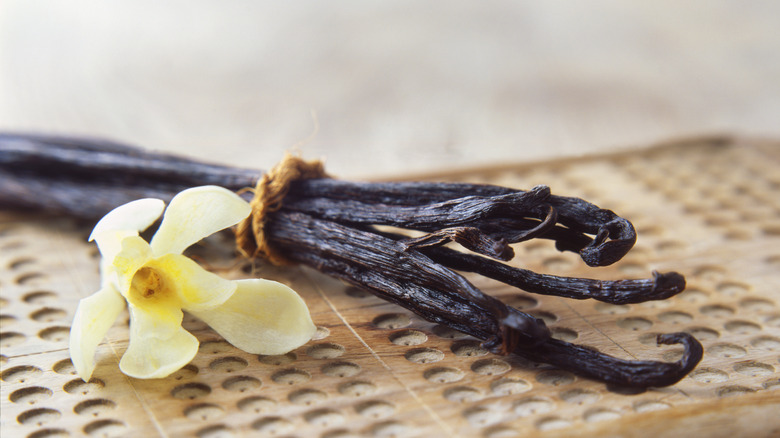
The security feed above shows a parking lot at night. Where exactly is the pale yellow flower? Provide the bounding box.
[69,186,316,380]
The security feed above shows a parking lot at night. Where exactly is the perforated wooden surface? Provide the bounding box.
[1,138,779,438]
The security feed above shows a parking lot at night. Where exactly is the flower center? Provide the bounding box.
[130,267,168,301]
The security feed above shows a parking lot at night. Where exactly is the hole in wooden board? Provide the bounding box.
[739,297,775,312]
[491,377,531,396]
[423,367,465,383]
[551,327,578,342]
[483,424,519,438]
[27,429,70,438]
[9,386,53,405]
[715,281,750,296]
[372,313,411,329]
[312,326,330,340]
[535,370,575,386]
[0,314,16,328]
[251,416,293,434]
[222,375,261,392]
[443,386,482,403]
[22,291,58,305]
[304,408,345,427]
[677,287,709,302]
[171,383,211,400]
[258,352,297,366]
[17,408,62,426]
[369,420,408,438]
[322,362,361,378]
[284,387,328,408]
[306,342,346,359]
[658,310,693,324]
[734,361,775,377]
[432,324,469,339]
[633,400,671,413]
[707,343,747,359]
[8,257,36,270]
[463,405,502,426]
[198,340,233,354]
[209,356,248,373]
[716,385,756,398]
[405,347,444,364]
[64,378,105,396]
[471,358,511,376]
[751,336,780,350]
[196,424,234,438]
[451,340,488,357]
[38,326,70,342]
[594,303,631,314]
[502,294,538,310]
[16,272,46,285]
[559,388,600,405]
[584,408,622,422]
[389,329,427,346]
[689,367,729,384]
[2,365,43,383]
[535,416,572,431]
[684,326,721,341]
[237,396,276,413]
[338,380,377,397]
[321,429,361,438]
[52,359,78,376]
[271,368,311,384]
[0,331,26,348]
[83,419,127,437]
[170,364,199,380]
[616,317,652,331]
[724,320,761,334]
[74,399,117,417]
[30,308,67,323]
[184,403,225,421]
[699,304,735,318]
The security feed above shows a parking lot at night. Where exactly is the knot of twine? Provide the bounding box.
[236,154,328,265]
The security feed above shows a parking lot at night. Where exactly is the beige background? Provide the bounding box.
[1,1,779,178]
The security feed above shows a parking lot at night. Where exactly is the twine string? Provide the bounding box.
[236,154,328,265]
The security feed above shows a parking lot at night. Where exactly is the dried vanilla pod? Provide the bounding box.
[0,132,703,388]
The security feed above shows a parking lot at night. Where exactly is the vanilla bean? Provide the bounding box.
[519,332,702,388]
[0,132,703,387]
[283,185,551,230]
[290,179,636,267]
[0,133,258,217]
[422,246,686,304]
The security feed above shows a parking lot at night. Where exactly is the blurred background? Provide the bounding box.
[1,1,778,179]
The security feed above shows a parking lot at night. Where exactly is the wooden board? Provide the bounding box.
[1,137,779,438]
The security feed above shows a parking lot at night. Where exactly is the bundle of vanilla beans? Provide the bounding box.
[0,133,702,387]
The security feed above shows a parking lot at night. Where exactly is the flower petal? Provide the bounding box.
[119,305,197,379]
[125,298,184,341]
[149,186,251,256]
[69,285,125,382]
[190,279,315,355]
[148,254,237,311]
[89,198,165,259]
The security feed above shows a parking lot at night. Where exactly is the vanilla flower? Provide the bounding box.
[69,186,316,380]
